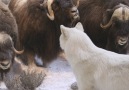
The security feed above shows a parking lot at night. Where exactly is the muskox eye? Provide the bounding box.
[52,1,60,11]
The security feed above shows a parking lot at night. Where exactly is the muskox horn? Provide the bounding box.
[100,9,114,29]
[100,17,113,29]
[101,4,129,29]
[12,47,24,54]
[76,0,80,7]
[47,0,54,20]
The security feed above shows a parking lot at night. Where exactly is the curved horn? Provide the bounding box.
[113,3,129,10]
[100,17,113,29]
[47,0,54,20]
[12,47,24,54]
[101,4,129,29]
[76,0,80,7]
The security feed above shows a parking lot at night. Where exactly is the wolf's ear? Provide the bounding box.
[60,25,70,38]
[75,22,84,32]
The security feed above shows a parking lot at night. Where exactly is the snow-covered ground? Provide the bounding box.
[36,57,76,90]
[0,57,76,90]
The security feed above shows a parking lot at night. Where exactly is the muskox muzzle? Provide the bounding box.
[117,36,128,46]
[0,60,11,70]
[70,7,80,20]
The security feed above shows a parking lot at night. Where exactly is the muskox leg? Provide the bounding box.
[17,51,36,66]
[42,59,49,67]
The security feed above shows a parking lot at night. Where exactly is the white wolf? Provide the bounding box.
[59,22,129,90]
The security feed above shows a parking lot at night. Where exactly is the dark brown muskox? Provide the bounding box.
[0,0,22,74]
[0,2,45,90]
[9,0,80,66]
[0,33,45,90]
[79,0,129,54]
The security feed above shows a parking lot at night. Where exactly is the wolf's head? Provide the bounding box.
[60,22,85,51]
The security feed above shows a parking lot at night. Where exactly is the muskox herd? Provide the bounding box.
[1,0,129,89]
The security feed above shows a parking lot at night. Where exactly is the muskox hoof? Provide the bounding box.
[71,82,78,90]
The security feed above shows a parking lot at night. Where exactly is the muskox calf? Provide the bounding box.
[9,0,80,66]
[79,0,129,54]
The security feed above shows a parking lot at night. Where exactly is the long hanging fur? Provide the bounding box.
[9,0,80,66]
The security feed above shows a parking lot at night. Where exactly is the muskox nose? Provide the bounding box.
[118,37,128,45]
[0,60,11,70]
[70,7,80,20]
[1,60,10,66]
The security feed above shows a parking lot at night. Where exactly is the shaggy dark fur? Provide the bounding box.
[0,2,44,89]
[4,59,45,90]
[106,20,129,53]
[79,0,129,54]
[0,0,19,74]
[0,0,18,46]
[9,0,80,66]
[0,33,15,77]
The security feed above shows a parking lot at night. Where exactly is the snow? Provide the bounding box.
[36,57,76,90]
[0,57,76,90]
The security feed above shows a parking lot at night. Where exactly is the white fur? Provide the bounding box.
[60,22,129,90]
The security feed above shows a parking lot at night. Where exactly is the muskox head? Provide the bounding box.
[0,32,23,71]
[100,3,129,53]
[41,0,80,27]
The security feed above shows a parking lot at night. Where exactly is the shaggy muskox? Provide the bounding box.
[0,0,22,74]
[9,0,80,66]
[0,33,45,90]
[79,0,129,54]
[0,2,45,90]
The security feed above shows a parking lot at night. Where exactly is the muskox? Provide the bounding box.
[79,0,129,54]
[0,0,21,74]
[0,1,45,89]
[9,0,80,66]
[0,33,45,90]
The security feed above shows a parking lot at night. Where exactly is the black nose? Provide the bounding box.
[70,7,80,20]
